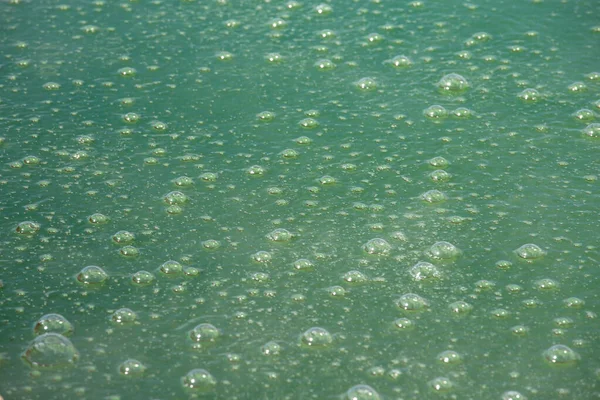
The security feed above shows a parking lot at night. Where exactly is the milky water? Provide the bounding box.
[0,0,599,399]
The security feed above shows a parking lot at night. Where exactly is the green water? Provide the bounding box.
[1,0,599,399]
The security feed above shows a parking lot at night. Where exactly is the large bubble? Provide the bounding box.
[22,333,79,369]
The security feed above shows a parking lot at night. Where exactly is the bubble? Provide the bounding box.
[568,81,587,92]
[166,205,183,215]
[517,88,540,102]
[119,359,146,377]
[202,239,221,250]
[449,301,473,315]
[409,261,441,281]
[117,67,136,77]
[572,108,595,122]
[112,308,137,325]
[583,123,600,138]
[354,77,377,91]
[543,344,579,366]
[342,270,368,284]
[393,318,414,331]
[428,156,449,168]
[33,314,74,336]
[362,238,392,255]
[423,105,448,119]
[22,155,40,165]
[123,112,140,123]
[112,230,134,245]
[437,73,469,93]
[429,377,453,392]
[163,191,187,205]
[265,52,283,63]
[429,169,451,182]
[437,350,462,365]
[428,241,461,260]
[300,327,333,347]
[514,243,545,260]
[511,325,529,336]
[295,136,313,144]
[261,341,281,356]
[502,391,528,400]
[387,55,413,68]
[250,272,270,283]
[315,59,336,70]
[16,221,40,234]
[365,32,384,44]
[314,3,333,15]
[452,107,474,118]
[246,165,266,176]
[553,317,574,328]
[466,31,492,46]
[327,285,346,297]
[189,323,219,343]
[216,51,233,61]
[475,280,495,290]
[496,260,513,270]
[421,189,447,203]
[160,260,183,276]
[396,293,429,312]
[252,251,272,263]
[293,259,314,271]
[533,278,559,290]
[319,175,336,185]
[77,266,108,285]
[131,270,155,286]
[181,368,217,391]
[345,384,381,400]
[43,82,61,91]
[172,176,193,187]
[299,118,319,129]
[266,228,293,242]
[22,333,79,369]
[563,297,585,308]
[522,298,541,308]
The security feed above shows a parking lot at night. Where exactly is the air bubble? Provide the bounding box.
[452,107,474,118]
[327,286,346,297]
[354,77,378,91]
[319,175,336,185]
[517,88,540,102]
[16,221,40,234]
[514,243,545,260]
[387,55,413,68]
[429,377,453,392]
[117,67,136,77]
[131,270,155,286]
[362,238,392,255]
[160,260,183,276]
[189,323,219,343]
[393,318,414,331]
[77,266,108,285]
[172,176,193,187]
[572,109,595,122]
[511,325,528,336]
[567,82,587,92]
[299,118,319,129]
[429,169,451,182]
[314,3,333,15]
[428,156,449,168]
[300,327,333,347]
[315,59,336,70]
[202,239,221,250]
[543,344,579,366]
[449,301,473,315]
[88,213,109,224]
[33,314,74,336]
[421,190,447,203]
[293,259,314,271]
[280,149,299,158]
[437,350,462,365]
[345,384,381,400]
[563,297,585,308]
[112,230,135,244]
[423,105,448,119]
[342,270,368,284]
[437,73,469,93]
[247,165,266,175]
[533,278,558,290]
[119,359,146,377]
[22,333,79,369]
[181,368,217,391]
[583,123,600,138]
[112,308,137,325]
[396,293,429,312]
[252,251,272,263]
[163,191,187,205]
[266,228,293,242]
[428,241,461,260]
[496,260,513,270]
[261,341,281,356]
[216,51,233,61]
[409,261,441,281]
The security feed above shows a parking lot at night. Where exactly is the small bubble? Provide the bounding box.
[543,344,579,366]
[202,239,221,250]
[112,230,135,245]
[393,318,414,331]
[131,270,155,286]
[250,272,270,283]
[511,325,528,336]
[342,270,368,284]
[181,368,217,391]
[199,172,217,182]
[265,52,283,63]
[362,238,392,255]
[300,327,333,347]
[423,105,448,119]
[293,259,314,271]
[22,333,79,369]
[354,77,378,91]
[257,111,275,122]
[81,25,99,34]
[314,3,333,15]
[522,298,541,308]
[33,314,74,336]
[563,297,585,308]
[428,241,461,260]
[119,359,146,377]
[533,278,559,290]
[429,377,454,392]
[261,341,281,356]
[43,82,61,91]
[421,190,447,203]
[583,123,600,138]
[437,350,462,365]
[429,169,451,182]
[396,293,429,312]
[567,81,587,92]
[572,109,595,122]
[77,266,108,285]
[252,251,272,263]
[266,228,293,242]
[299,118,319,129]
[449,301,473,315]
[295,136,312,144]
[517,88,540,102]
[319,175,336,185]
[122,112,140,124]
[327,285,346,297]
[111,308,137,325]
[475,280,495,290]
[428,156,449,168]
[553,317,574,328]
[16,221,40,234]
[409,261,441,281]
[437,73,469,93]
[314,59,336,70]
[160,260,183,276]
[246,165,266,176]
[189,323,219,343]
[163,191,187,205]
[280,148,299,159]
[451,107,474,118]
[502,391,528,400]
[117,67,136,77]
[514,243,545,260]
[216,51,233,61]
[387,55,413,68]
[345,384,381,400]
[496,260,513,270]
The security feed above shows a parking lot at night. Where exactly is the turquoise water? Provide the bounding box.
[1,0,599,399]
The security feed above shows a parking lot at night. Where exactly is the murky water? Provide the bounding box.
[0,0,599,399]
